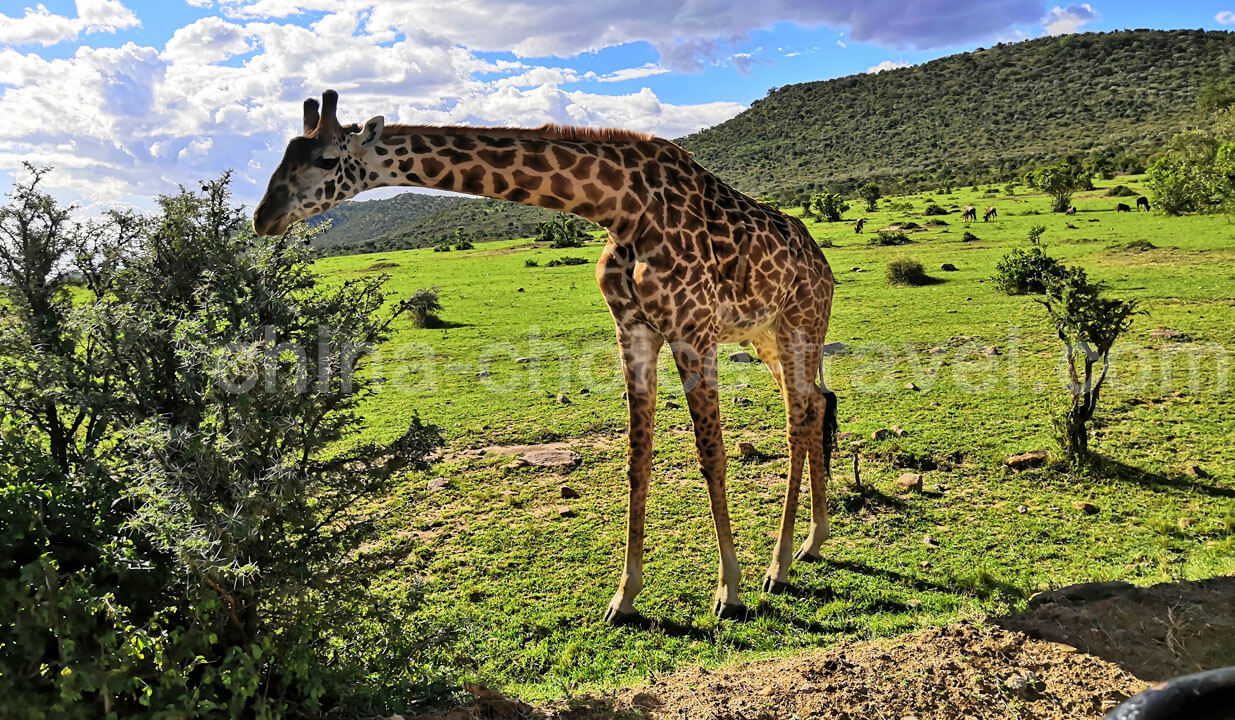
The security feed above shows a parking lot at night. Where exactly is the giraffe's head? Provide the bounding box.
[253,89,385,235]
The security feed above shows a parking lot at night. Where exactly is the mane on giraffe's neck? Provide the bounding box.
[364,123,687,229]
[380,123,661,144]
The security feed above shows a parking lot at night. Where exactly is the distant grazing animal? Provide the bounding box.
[1116,203,1132,212]
[1065,206,1076,215]
[962,205,977,222]
[984,206,997,222]
[1137,196,1150,211]
[254,89,839,622]
[854,218,865,233]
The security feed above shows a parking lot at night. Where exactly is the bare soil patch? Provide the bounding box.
[998,577,1235,682]
[408,577,1235,720]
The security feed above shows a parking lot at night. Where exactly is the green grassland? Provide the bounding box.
[314,178,1235,700]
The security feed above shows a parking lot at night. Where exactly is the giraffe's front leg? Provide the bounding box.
[672,338,744,619]
[604,325,663,625]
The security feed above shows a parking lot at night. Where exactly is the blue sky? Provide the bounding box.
[1,0,1233,211]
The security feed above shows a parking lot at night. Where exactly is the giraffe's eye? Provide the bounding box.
[312,157,340,170]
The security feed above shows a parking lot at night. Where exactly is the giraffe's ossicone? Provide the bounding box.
[256,90,839,622]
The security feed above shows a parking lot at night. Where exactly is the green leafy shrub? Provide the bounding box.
[962,231,980,242]
[886,258,931,285]
[871,230,912,246]
[993,225,1063,294]
[1105,184,1138,197]
[0,169,445,719]
[923,203,948,216]
[1040,267,1143,464]
[524,259,539,267]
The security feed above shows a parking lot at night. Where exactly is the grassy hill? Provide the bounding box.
[315,29,1235,256]
[680,29,1235,199]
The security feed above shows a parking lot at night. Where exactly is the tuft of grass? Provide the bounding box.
[545,256,589,267]
[887,258,932,286]
[1120,239,1158,252]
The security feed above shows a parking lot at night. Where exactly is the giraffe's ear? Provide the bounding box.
[350,116,385,153]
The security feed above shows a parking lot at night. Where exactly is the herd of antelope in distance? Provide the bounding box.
[852,194,1152,233]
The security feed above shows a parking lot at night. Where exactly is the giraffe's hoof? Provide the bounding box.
[713,600,748,621]
[761,577,795,595]
[603,606,641,626]
[794,549,823,563]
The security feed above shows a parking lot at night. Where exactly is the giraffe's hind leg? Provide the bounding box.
[762,327,823,593]
[795,386,832,563]
[672,336,745,619]
[604,324,663,624]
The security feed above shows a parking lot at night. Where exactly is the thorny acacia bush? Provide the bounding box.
[0,168,445,719]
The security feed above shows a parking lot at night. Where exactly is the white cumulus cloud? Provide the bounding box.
[867,59,911,73]
[0,0,139,47]
[1216,11,1235,25]
[1043,4,1100,35]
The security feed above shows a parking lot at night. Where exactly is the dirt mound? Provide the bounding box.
[999,577,1235,682]
[413,622,1145,719]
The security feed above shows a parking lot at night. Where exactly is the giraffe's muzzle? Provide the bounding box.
[252,190,291,236]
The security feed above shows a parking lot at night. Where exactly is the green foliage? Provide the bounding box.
[858,183,881,212]
[992,225,1063,294]
[0,170,444,718]
[962,231,980,242]
[1039,267,1143,464]
[886,258,930,286]
[1105,184,1138,197]
[923,203,948,216]
[1146,130,1235,215]
[453,226,474,250]
[408,287,445,328]
[1026,161,1090,213]
[432,240,452,252]
[538,213,590,248]
[810,192,848,222]
[755,195,780,208]
[871,230,912,246]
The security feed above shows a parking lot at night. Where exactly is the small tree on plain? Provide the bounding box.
[1039,267,1142,465]
[1027,161,1090,213]
[858,183,881,212]
[810,192,849,222]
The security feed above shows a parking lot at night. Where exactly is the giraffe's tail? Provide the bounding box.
[821,387,838,476]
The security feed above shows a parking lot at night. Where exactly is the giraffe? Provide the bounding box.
[254,90,838,621]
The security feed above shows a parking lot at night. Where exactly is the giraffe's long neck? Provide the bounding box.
[358,128,651,230]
